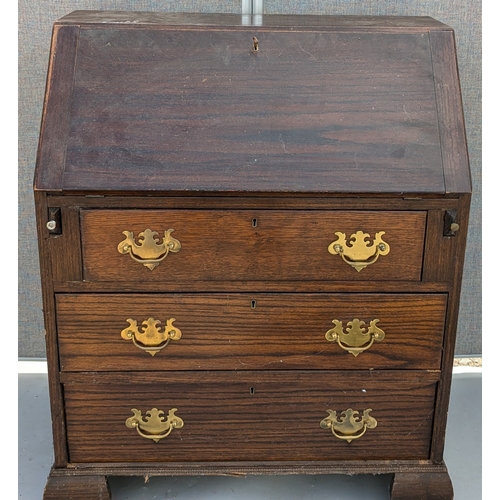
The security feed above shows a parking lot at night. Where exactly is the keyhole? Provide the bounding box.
[252,37,259,52]
[251,300,257,309]
[250,387,255,395]
[252,218,258,227]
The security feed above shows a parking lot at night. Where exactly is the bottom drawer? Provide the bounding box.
[62,371,438,463]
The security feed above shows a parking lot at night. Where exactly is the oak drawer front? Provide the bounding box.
[63,371,437,463]
[57,293,446,372]
[80,210,426,282]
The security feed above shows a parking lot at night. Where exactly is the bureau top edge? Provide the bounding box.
[56,11,450,30]
[34,188,470,198]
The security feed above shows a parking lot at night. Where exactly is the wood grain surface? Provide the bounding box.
[81,210,426,282]
[391,471,454,500]
[43,474,110,500]
[34,25,79,191]
[430,30,471,194]
[37,24,445,194]
[56,293,446,371]
[63,371,437,463]
[57,12,448,29]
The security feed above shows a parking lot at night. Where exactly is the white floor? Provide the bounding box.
[18,365,481,500]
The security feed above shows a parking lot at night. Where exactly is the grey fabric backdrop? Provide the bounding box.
[19,1,481,357]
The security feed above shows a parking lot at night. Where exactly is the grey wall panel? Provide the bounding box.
[19,0,481,356]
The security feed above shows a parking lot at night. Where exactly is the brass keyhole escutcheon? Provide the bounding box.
[252,36,259,51]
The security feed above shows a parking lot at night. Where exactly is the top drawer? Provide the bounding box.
[81,210,426,282]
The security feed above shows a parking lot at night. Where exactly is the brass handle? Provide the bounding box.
[121,317,182,356]
[325,318,385,357]
[328,231,390,272]
[125,408,184,443]
[118,228,181,270]
[320,408,377,443]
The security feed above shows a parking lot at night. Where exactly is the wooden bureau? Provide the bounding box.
[34,11,471,499]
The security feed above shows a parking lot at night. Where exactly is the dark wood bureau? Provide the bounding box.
[34,11,471,499]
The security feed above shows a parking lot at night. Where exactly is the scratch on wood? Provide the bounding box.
[279,133,289,154]
[403,409,434,437]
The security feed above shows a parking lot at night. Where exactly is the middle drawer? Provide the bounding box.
[57,293,446,371]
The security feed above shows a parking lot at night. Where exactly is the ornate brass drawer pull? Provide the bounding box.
[118,228,181,270]
[125,407,184,443]
[325,318,385,357]
[121,317,182,356]
[328,231,390,272]
[320,408,377,443]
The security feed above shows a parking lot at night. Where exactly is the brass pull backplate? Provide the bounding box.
[320,408,377,443]
[325,318,385,356]
[328,231,390,272]
[125,407,184,443]
[118,228,181,270]
[121,317,182,356]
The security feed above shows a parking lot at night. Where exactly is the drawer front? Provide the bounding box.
[63,371,437,463]
[81,210,426,282]
[57,293,446,371]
